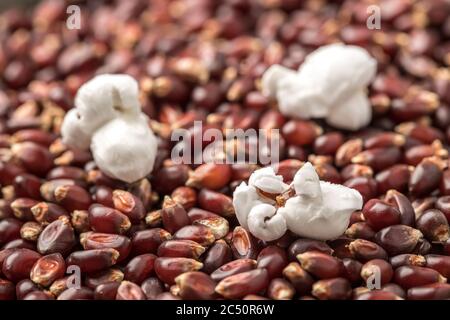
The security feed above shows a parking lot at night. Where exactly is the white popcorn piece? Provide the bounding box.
[261,43,377,131]
[232,162,363,241]
[248,166,289,194]
[247,203,287,242]
[73,74,141,132]
[280,163,363,240]
[76,74,141,113]
[91,115,157,183]
[60,109,92,151]
[61,74,158,183]
[292,162,322,198]
[260,64,297,99]
[233,182,263,231]
[232,165,290,241]
[325,90,372,131]
[277,76,330,119]
[297,43,377,103]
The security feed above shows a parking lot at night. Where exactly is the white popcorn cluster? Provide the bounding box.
[233,162,363,241]
[262,43,377,131]
[61,74,158,183]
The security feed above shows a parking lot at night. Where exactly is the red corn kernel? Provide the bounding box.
[141,277,164,300]
[84,268,124,289]
[186,163,231,190]
[157,240,205,259]
[81,232,131,263]
[312,278,352,300]
[256,245,288,279]
[416,209,450,242]
[374,225,424,256]
[0,279,15,300]
[360,259,393,286]
[171,186,197,210]
[198,189,235,218]
[174,225,215,247]
[37,216,76,256]
[66,248,119,273]
[30,253,66,287]
[154,257,203,285]
[215,268,269,299]
[407,283,450,300]
[202,240,232,274]
[160,196,190,234]
[362,199,401,231]
[175,271,217,300]
[394,266,447,289]
[131,228,172,256]
[231,226,260,260]
[57,287,94,300]
[2,248,41,283]
[124,254,156,284]
[296,251,344,279]
[94,282,120,300]
[31,202,68,225]
[54,184,92,211]
[112,189,145,223]
[88,204,131,235]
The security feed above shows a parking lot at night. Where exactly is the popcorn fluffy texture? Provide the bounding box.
[233,163,363,241]
[262,43,377,131]
[61,74,157,183]
[248,166,289,194]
